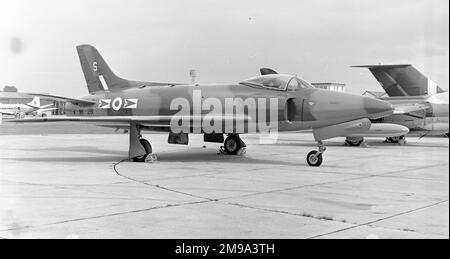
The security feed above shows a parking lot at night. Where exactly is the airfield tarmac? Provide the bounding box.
[0,123,448,239]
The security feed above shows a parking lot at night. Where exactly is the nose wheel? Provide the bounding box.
[307,141,326,167]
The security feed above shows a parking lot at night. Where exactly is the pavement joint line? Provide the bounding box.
[0,200,211,233]
[377,225,449,238]
[1,194,195,203]
[306,199,449,239]
[226,202,353,225]
[115,160,446,202]
[216,162,449,201]
[113,159,218,202]
[227,201,449,239]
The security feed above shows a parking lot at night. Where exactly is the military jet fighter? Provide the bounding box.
[11,45,407,167]
[345,65,449,145]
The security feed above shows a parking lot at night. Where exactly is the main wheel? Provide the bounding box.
[139,138,152,154]
[224,136,241,155]
[307,151,323,167]
[132,154,148,162]
[345,137,364,147]
[387,136,406,144]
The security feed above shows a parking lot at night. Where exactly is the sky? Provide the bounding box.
[0,0,448,97]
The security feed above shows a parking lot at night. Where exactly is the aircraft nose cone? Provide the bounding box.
[363,97,394,119]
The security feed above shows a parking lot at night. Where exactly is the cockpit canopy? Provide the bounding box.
[240,74,314,91]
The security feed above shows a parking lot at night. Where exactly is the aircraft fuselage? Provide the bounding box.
[65,83,393,134]
[377,92,449,135]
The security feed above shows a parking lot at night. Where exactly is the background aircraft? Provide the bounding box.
[11,45,408,167]
[345,65,449,146]
[0,96,56,118]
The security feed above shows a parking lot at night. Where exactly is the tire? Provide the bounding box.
[132,154,148,163]
[139,138,152,154]
[224,136,241,155]
[387,137,398,143]
[345,137,364,147]
[387,135,405,144]
[307,151,323,167]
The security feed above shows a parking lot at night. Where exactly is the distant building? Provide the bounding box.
[0,91,66,115]
[362,90,388,99]
[311,83,346,92]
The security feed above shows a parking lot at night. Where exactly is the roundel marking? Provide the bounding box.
[112,97,123,111]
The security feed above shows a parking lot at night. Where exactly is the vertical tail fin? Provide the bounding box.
[27,97,41,107]
[353,64,445,97]
[77,45,132,94]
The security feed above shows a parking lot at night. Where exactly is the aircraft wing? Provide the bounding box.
[27,93,97,106]
[26,103,54,110]
[97,124,171,132]
[8,114,251,125]
[26,107,59,115]
[0,111,16,116]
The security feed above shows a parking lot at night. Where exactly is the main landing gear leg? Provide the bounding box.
[307,141,326,167]
[129,123,156,162]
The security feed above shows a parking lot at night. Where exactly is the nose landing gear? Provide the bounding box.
[307,141,326,167]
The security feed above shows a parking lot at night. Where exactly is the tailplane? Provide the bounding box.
[353,64,445,97]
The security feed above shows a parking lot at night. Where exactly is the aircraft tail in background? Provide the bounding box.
[26,96,53,109]
[353,64,446,97]
[27,96,41,108]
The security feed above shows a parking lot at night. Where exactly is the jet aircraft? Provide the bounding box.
[345,64,449,146]
[11,45,408,167]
